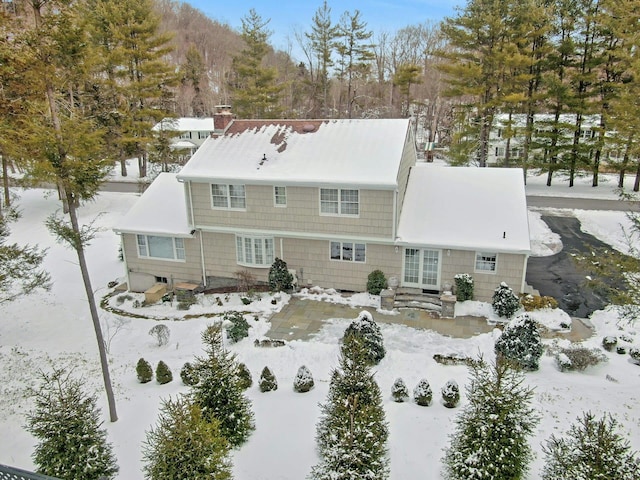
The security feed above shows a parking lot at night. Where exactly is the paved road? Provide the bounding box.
[527,195,640,211]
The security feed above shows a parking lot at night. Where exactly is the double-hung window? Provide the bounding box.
[236,235,274,267]
[211,184,246,209]
[330,241,366,262]
[274,186,287,207]
[137,235,185,261]
[475,252,497,272]
[320,188,359,216]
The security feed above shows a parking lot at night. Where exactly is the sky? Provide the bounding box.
[184,0,461,60]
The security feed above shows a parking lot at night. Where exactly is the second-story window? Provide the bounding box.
[274,186,287,207]
[179,132,192,139]
[320,188,359,216]
[211,184,246,210]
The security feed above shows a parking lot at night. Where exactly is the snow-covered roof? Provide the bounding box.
[152,117,214,132]
[171,140,198,149]
[177,119,412,189]
[113,173,191,237]
[396,165,531,253]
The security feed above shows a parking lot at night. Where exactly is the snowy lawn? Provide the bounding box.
[1,186,639,479]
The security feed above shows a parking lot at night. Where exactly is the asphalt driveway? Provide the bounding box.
[526,215,613,318]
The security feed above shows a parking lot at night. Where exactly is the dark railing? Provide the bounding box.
[0,464,60,480]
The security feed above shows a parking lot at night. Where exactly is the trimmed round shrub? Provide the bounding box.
[495,314,544,371]
[441,379,460,408]
[366,269,388,295]
[149,324,170,347]
[156,361,173,385]
[293,365,314,393]
[454,273,474,301]
[492,282,521,319]
[180,362,199,386]
[342,311,385,365]
[413,378,433,406]
[136,358,153,383]
[258,366,277,392]
[224,311,250,343]
[630,347,640,365]
[391,378,409,403]
[602,336,618,352]
[236,363,253,390]
[268,257,293,291]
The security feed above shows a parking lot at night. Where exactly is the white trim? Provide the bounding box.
[274,186,287,207]
[401,248,442,290]
[329,240,366,263]
[319,188,360,217]
[136,234,187,262]
[210,183,247,211]
[235,234,275,268]
[474,251,498,274]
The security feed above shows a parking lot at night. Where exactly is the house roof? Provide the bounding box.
[396,165,531,254]
[113,173,191,237]
[176,119,412,189]
[152,117,214,132]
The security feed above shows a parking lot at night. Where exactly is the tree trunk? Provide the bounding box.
[634,160,640,192]
[67,195,118,422]
[119,158,127,177]
[2,153,10,211]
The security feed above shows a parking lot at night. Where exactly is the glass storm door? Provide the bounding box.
[403,248,441,290]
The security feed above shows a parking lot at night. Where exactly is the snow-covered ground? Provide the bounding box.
[1,172,639,479]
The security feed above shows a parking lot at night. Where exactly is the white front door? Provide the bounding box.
[403,248,441,291]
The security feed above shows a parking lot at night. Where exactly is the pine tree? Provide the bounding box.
[310,338,389,480]
[542,411,640,480]
[342,310,385,366]
[143,395,232,480]
[25,369,118,480]
[495,313,544,370]
[191,324,255,447]
[442,361,539,480]
[258,366,278,392]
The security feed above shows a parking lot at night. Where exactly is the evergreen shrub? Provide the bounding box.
[495,314,544,371]
[630,347,640,364]
[602,336,617,351]
[224,311,250,343]
[156,361,173,384]
[137,358,153,383]
[441,379,460,408]
[454,273,474,301]
[391,378,409,402]
[236,363,253,389]
[268,257,293,291]
[259,366,277,392]
[492,282,521,318]
[413,378,432,406]
[366,269,388,295]
[342,311,385,365]
[293,365,314,393]
[180,362,199,386]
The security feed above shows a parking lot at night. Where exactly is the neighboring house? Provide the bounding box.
[115,118,530,302]
[487,113,602,166]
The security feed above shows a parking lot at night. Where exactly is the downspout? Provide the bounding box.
[392,189,398,241]
[520,253,529,294]
[280,238,284,259]
[199,230,207,287]
[186,181,195,229]
[186,180,206,287]
[120,234,131,290]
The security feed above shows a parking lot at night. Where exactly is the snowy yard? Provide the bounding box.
[1,172,640,479]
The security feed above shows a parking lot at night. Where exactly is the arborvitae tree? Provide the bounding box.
[258,366,278,392]
[391,378,409,402]
[342,310,385,366]
[453,273,473,301]
[156,361,173,384]
[310,338,389,480]
[268,257,293,292]
[143,396,232,480]
[443,361,539,480]
[542,411,640,480]
[25,369,118,480]
[495,313,544,370]
[229,9,283,119]
[492,282,521,318]
[293,365,315,393]
[441,379,460,408]
[191,324,255,447]
[236,362,253,390]
[137,358,153,383]
[413,378,433,406]
[180,362,199,386]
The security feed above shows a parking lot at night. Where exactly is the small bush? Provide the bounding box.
[234,269,256,293]
[258,366,277,392]
[342,311,385,365]
[180,362,199,386]
[520,294,558,311]
[156,361,173,384]
[391,378,409,403]
[236,363,253,389]
[492,282,521,319]
[454,273,474,301]
[240,297,252,305]
[495,314,544,371]
[268,258,294,291]
[136,358,153,383]
[552,346,608,372]
[366,269,388,295]
[441,379,460,408]
[629,347,640,364]
[224,311,250,343]
[433,354,480,367]
[413,379,432,406]
[116,293,133,305]
[177,301,193,310]
[149,324,170,347]
[293,365,314,393]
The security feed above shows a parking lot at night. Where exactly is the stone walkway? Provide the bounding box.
[267,296,594,342]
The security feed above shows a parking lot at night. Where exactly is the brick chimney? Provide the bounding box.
[213,105,233,133]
